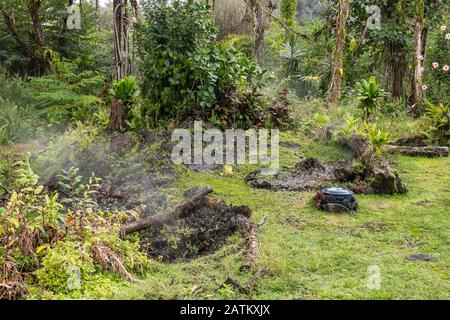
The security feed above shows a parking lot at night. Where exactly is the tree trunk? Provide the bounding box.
[95,0,100,32]
[120,188,213,236]
[388,43,406,98]
[28,0,46,47]
[327,0,350,107]
[386,145,448,158]
[247,0,272,62]
[110,98,125,132]
[409,1,427,117]
[112,0,130,81]
[382,0,407,99]
[110,0,131,131]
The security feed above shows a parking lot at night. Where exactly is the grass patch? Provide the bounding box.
[115,154,449,300]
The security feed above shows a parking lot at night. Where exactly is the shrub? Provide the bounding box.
[0,97,32,145]
[223,34,254,57]
[24,59,104,124]
[110,76,139,125]
[136,0,266,129]
[365,123,391,156]
[426,101,450,146]
[0,156,148,299]
[280,34,305,76]
[268,88,293,129]
[423,21,450,103]
[355,76,389,121]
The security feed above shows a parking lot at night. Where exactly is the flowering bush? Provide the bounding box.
[423,23,450,103]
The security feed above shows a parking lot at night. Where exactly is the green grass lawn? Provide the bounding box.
[113,143,450,300]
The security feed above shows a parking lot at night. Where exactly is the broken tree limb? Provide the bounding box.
[341,135,407,195]
[236,213,268,271]
[120,187,213,236]
[386,145,448,158]
[236,215,259,270]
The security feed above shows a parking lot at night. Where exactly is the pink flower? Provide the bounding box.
[441,25,447,32]
[446,33,450,40]
[418,55,424,61]
[443,65,450,72]
[432,62,439,69]
[421,85,428,91]
[131,16,137,25]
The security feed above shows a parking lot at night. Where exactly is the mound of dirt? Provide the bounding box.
[139,198,252,262]
[245,158,361,192]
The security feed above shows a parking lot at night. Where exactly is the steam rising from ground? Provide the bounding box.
[32,126,178,215]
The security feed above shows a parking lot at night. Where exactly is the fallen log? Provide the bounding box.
[341,135,407,195]
[386,145,448,158]
[236,214,268,271]
[120,187,213,236]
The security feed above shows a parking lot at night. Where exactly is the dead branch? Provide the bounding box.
[257,215,268,227]
[120,187,213,236]
[386,145,448,158]
[239,217,260,270]
[235,211,267,271]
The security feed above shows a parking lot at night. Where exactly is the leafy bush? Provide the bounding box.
[136,0,266,128]
[339,115,363,138]
[355,76,389,121]
[365,123,391,156]
[0,97,37,144]
[280,34,305,76]
[334,115,390,156]
[423,21,450,103]
[426,101,450,146]
[110,76,139,126]
[268,88,293,129]
[24,59,104,124]
[223,34,254,57]
[110,76,138,107]
[0,156,148,299]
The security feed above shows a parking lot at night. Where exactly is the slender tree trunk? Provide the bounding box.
[386,42,406,98]
[110,0,131,132]
[95,0,100,32]
[206,0,216,10]
[327,0,350,107]
[113,0,130,81]
[28,0,46,47]
[247,0,273,62]
[409,1,427,118]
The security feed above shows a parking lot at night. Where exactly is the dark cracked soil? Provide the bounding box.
[139,198,252,262]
